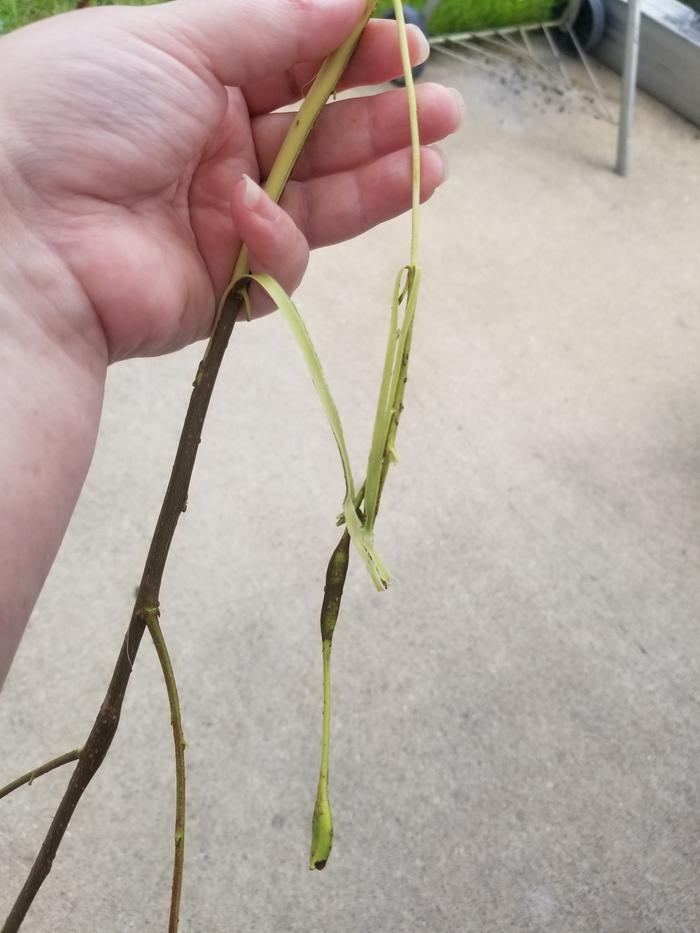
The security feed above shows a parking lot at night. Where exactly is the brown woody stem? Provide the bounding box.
[1,296,240,933]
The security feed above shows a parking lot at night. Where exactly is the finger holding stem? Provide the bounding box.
[216,0,382,324]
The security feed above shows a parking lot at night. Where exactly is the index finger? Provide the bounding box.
[158,0,366,87]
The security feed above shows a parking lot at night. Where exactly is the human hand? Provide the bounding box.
[0,0,462,682]
[0,0,462,362]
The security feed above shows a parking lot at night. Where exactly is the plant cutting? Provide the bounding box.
[1,0,426,928]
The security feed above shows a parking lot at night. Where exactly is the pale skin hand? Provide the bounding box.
[0,0,463,685]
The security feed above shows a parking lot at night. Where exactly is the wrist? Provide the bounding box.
[0,149,108,684]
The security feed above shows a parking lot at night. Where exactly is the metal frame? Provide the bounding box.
[615,0,643,174]
[419,0,641,171]
[430,25,614,123]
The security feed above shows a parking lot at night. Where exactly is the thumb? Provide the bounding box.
[158,0,368,88]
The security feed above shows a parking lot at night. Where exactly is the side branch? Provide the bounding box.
[0,750,82,803]
[143,607,187,933]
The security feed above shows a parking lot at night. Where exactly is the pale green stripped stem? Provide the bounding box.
[309,532,351,869]
[228,0,423,873]
[365,0,423,524]
[241,273,390,592]
[311,640,334,869]
[309,0,424,870]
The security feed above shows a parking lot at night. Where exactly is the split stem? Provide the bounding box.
[308,0,423,870]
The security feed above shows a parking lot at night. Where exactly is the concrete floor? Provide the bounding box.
[2,45,700,933]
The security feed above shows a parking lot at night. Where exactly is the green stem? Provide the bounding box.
[142,607,186,933]
[0,750,82,802]
[310,531,351,870]
[363,268,403,531]
[366,1,423,522]
[393,0,422,267]
[243,272,389,591]
[376,267,421,511]
[310,641,334,871]
[308,0,424,871]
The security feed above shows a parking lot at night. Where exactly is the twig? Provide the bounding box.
[142,607,186,933]
[2,5,379,929]
[0,750,82,802]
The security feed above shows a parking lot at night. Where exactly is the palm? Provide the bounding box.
[61,76,258,358]
[2,2,459,359]
[6,14,261,356]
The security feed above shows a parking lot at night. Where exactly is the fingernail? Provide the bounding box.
[408,24,431,65]
[430,145,449,183]
[448,87,466,126]
[242,174,278,220]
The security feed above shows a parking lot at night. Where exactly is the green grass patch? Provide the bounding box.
[374,0,567,32]
[0,0,162,34]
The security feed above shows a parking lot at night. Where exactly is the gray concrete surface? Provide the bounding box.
[2,48,700,933]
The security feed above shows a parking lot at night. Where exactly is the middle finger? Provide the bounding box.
[253,83,464,182]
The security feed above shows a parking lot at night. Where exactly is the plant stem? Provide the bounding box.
[142,607,186,933]
[308,0,423,870]
[3,6,379,929]
[1,296,241,933]
[371,0,423,515]
[0,750,82,802]
[309,532,351,870]
[393,0,422,268]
